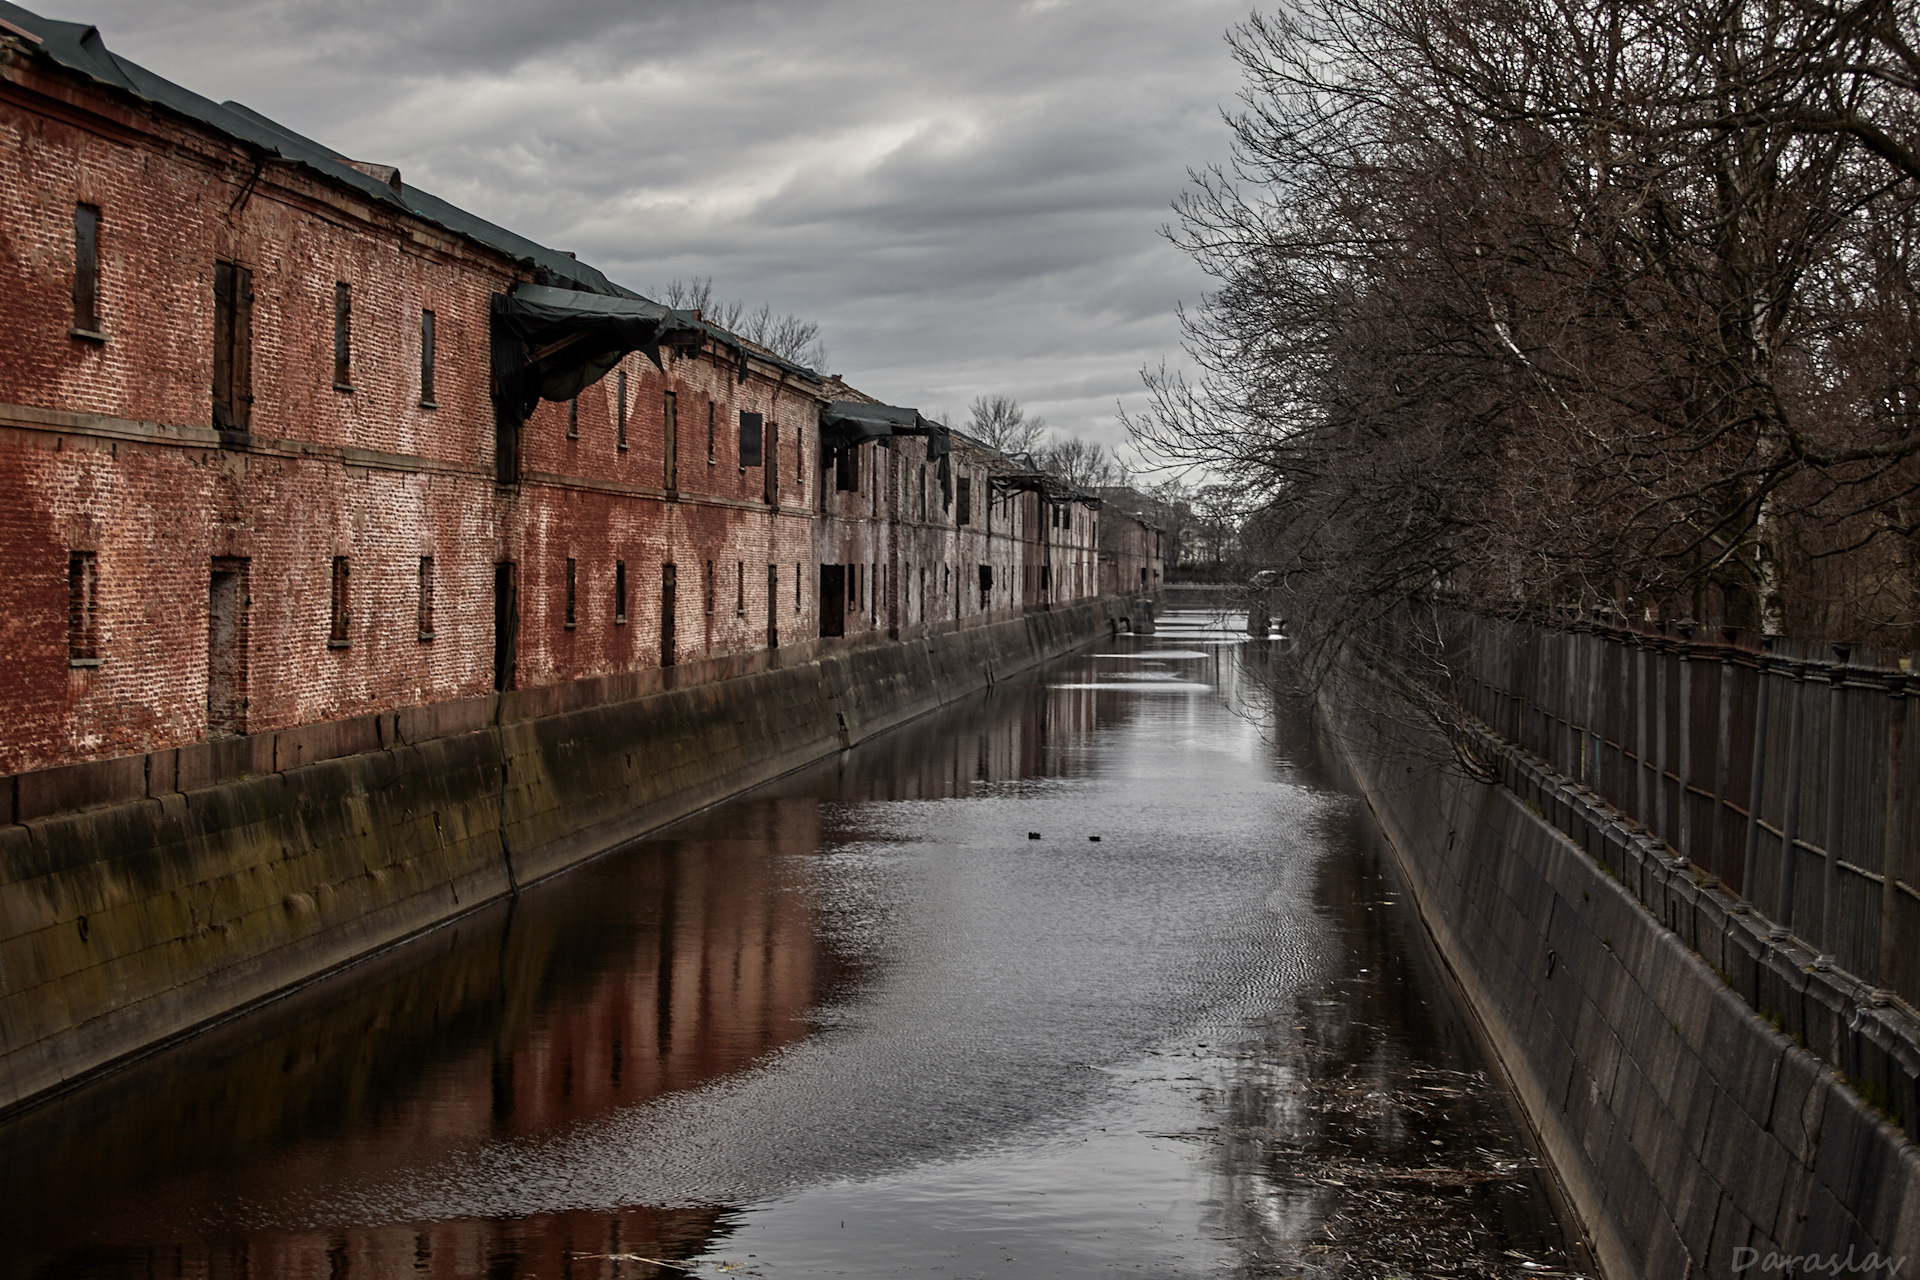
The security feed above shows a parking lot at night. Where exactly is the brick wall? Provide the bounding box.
[0,32,1144,781]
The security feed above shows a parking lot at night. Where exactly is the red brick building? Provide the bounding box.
[0,2,1138,782]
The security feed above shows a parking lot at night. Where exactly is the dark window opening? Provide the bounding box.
[736,559,746,615]
[978,563,993,608]
[418,555,435,641]
[795,562,802,610]
[663,390,677,487]
[763,420,779,504]
[420,310,437,405]
[835,442,861,492]
[1041,564,1052,595]
[615,559,628,624]
[705,559,715,616]
[564,557,578,628]
[617,371,629,451]
[739,412,763,468]
[956,476,972,525]
[328,556,351,647]
[333,282,352,390]
[766,564,779,650]
[211,260,253,431]
[819,564,846,637]
[68,550,99,664]
[494,561,518,691]
[207,558,250,737]
[707,401,716,464]
[661,563,677,667]
[567,396,579,440]
[72,204,101,336]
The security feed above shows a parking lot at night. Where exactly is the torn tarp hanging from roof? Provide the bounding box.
[820,401,953,506]
[990,465,1104,511]
[491,284,700,422]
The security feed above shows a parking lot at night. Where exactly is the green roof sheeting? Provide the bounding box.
[2,1,644,296]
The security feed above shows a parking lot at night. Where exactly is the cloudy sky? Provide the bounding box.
[33,0,1248,458]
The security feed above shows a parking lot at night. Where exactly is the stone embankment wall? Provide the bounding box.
[0,597,1133,1114]
[1328,679,1920,1279]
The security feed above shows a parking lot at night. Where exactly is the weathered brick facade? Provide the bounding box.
[0,5,1146,786]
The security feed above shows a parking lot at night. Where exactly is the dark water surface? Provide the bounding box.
[2,613,1586,1279]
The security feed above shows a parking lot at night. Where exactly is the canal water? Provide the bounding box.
[2,612,1586,1280]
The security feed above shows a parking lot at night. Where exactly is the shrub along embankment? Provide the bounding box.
[1324,674,1920,1279]
[0,596,1134,1115]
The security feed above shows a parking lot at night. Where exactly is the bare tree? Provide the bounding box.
[1134,0,1920,674]
[1033,436,1123,488]
[965,395,1049,456]
[659,277,829,370]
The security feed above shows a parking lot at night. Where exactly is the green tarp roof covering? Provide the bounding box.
[821,401,934,444]
[821,401,951,504]
[491,284,702,420]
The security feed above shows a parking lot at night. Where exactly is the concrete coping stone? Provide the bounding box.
[1462,707,1920,1148]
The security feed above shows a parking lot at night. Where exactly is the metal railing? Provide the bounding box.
[1433,611,1919,1007]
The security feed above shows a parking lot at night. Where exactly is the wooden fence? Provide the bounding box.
[1435,612,1920,1007]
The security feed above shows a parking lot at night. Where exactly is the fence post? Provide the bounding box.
[1713,647,1736,889]
[1656,633,1673,850]
[1774,663,1810,933]
[1742,648,1774,910]
[1636,637,1652,823]
[1817,649,1849,969]
[1676,630,1693,861]
[1881,673,1911,1005]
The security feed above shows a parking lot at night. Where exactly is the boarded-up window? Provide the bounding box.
[818,564,846,637]
[661,563,677,667]
[494,562,517,691]
[417,556,435,640]
[72,204,101,334]
[615,559,628,624]
[420,310,437,405]
[68,551,99,664]
[564,557,577,628]
[208,558,250,736]
[763,420,779,504]
[766,564,779,649]
[617,371,629,451]
[328,557,351,647]
[956,476,972,525]
[211,260,253,431]
[333,282,352,389]
[663,390,677,487]
[739,412,763,468]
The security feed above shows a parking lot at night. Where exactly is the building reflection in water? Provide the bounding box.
[2,666,1130,1280]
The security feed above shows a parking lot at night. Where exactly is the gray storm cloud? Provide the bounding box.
[31,0,1242,451]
